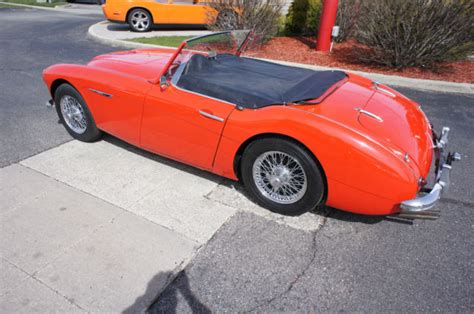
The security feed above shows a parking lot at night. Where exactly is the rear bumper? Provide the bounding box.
[102,4,126,22]
[398,127,461,219]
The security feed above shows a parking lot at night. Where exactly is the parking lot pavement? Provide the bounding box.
[0,164,197,312]
[0,8,115,168]
[153,201,474,312]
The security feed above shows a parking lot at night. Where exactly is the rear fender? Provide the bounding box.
[213,105,419,215]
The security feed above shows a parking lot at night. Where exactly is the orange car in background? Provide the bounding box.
[102,0,218,32]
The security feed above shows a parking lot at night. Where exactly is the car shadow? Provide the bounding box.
[103,134,412,226]
[123,270,210,314]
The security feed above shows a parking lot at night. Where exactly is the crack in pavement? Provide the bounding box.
[246,209,331,312]
[440,197,474,209]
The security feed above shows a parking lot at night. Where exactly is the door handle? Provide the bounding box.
[198,110,224,122]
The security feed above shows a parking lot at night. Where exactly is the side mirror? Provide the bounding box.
[160,76,169,89]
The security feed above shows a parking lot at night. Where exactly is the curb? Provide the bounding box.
[88,20,473,95]
[87,22,165,50]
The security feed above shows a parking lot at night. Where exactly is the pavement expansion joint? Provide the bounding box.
[2,258,88,312]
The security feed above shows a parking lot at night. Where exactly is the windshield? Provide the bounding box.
[188,30,249,52]
[162,30,251,79]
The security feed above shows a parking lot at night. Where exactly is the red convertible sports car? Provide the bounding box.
[43,30,460,219]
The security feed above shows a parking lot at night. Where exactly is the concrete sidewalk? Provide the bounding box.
[0,164,197,313]
[1,136,325,312]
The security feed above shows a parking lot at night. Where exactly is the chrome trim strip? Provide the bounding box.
[355,107,383,122]
[375,86,396,98]
[89,88,112,98]
[198,110,224,122]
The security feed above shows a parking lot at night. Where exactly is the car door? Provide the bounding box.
[140,84,235,170]
[150,0,170,23]
[163,1,209,24]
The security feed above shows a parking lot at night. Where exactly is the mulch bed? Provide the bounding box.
[245,37,474,84]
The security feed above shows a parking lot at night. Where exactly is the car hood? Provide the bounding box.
[87,48,176,81]
[294,74,433,175]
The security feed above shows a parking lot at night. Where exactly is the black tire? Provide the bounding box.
[241,138,325,216]
[128,8,152,32]
[54,84,102,142]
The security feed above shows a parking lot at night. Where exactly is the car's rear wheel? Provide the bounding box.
[128,8,152,32]
[241,138,325,216]
[54,84,102,142]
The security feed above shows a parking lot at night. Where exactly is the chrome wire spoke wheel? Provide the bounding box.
[60,95,87,134]
[131,12,149,31]
[252,151,307,204]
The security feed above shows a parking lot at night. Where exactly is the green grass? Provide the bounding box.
[128,36,192,48]
[2,0,67,7]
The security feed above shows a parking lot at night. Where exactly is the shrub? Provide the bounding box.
[207,0,284,42]
[355,0,474,69]
[284,0,322,36]
[334,0,360,43]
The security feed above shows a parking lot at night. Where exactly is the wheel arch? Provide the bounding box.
[232,133,328,202]
[126,7,154,24]
[50,78,73,98]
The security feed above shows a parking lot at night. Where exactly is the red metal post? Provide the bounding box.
[316,0,339,52]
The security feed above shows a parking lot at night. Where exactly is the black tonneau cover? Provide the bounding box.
[177,54,346,108]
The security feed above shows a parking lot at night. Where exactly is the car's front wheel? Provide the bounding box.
[128,8,152,32]
[241,138,325,216]
[54,84,102,142]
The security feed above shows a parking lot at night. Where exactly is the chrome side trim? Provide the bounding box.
[375,86,396,98]
[198,110,224,122]
[399,126,461,219]
[355,107,383,122]
[89,88,113,98]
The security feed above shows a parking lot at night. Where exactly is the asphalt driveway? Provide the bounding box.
[1,7,473,313]
[0,6,114,167]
